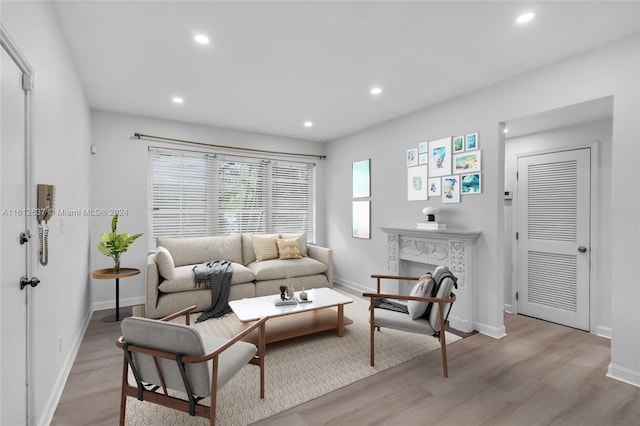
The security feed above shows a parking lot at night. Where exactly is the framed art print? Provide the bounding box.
[461,173,481,194]
[352,200,370,239]
[442,175,460,203]
[418,153,428,165]
[428,177,441,196]
[352,159,370,198]
[453,151,481,173]
[453,136,464,153]
[428,137,452,177]
[407,165,428,201]
[418,141,428,154]
[465,133,479,150]
[407,148,418,167]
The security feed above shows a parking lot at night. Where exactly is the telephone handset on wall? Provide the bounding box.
[37,184,55,266]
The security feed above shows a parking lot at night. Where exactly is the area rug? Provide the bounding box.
[125,290,461,425]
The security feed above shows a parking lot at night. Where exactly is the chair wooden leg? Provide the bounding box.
[210,357,219,425]
[258,321,265,399]
[119,355,128,426]
[438,302,448,377]
[369,297,375,366]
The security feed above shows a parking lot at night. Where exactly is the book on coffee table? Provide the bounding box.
[274,298,297,306]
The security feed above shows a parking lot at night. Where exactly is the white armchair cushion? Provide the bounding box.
[373,308,436,335]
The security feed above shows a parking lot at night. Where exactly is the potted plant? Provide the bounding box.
[96,214,143,273]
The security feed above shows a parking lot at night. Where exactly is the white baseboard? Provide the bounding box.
[607,362,640,388]
[37,307,94,426]
[448,316,474,334]
[503,303,514,314]
[92,295,145,312]
[476,321,507,339]
[333,276,369,295]
[595,326,612,339]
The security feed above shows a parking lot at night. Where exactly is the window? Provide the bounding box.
[148,147,315,248]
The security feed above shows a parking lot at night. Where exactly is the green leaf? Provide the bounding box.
[96,215,143,263]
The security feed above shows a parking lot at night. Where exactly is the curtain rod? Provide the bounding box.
[134,133,326,160]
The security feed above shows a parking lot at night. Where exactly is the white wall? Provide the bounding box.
[504,117,613,336]
[325,35,639,384]
[1,2,93,424]
[89,110,328,309]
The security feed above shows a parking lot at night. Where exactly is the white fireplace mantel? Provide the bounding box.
[380,226,481,332]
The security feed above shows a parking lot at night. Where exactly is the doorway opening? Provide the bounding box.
[502,96,613,335]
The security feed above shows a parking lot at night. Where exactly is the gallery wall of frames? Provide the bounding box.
[407,133,481,203]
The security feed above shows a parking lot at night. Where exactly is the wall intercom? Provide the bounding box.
[37,184,55,266]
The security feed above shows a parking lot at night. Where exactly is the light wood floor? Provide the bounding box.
[51,307,640,426]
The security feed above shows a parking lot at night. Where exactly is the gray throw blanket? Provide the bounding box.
[374,268,458,318]
[193,260,233,322]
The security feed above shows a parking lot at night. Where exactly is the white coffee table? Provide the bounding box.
[229,287,354,345]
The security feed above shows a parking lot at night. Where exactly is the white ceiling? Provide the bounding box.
[52,1,640,142]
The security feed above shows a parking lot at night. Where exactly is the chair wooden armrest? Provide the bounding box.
[370,274,420,292]
[160,305,197,325]
[117,316,268,364]
[362,292,456,305]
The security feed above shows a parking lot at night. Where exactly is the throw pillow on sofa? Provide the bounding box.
[251,234,279,262]
[155,246,175,280]
[276,238,302,259]
[279,232,308,257]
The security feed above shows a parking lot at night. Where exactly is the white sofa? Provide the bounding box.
[144,233,333,318]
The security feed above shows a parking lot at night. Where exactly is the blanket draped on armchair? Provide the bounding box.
[193,260,233,322]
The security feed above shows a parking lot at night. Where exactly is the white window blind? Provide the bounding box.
[148,147,315,248]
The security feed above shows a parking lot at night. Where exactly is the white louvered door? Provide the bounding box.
[517,148,590,330]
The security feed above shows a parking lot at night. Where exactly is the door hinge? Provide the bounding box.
[516,232,519,240]
[516,171,519,180]
[515,292,519,301]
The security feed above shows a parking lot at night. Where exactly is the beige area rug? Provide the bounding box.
[125,291,461,425]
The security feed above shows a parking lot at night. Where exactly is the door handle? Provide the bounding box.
[578,246,588,253]
[20,276,40,290]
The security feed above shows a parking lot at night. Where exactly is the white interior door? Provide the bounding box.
[517,148,590,331]
[1,27,34,425]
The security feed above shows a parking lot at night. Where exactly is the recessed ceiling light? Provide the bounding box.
[172,97,183,104]
[516,12,535,24]
[370,87,382,95]
[304,121,313,128]
[194,34,210,45]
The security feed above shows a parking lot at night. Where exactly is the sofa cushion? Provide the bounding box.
[247,257,327,281]
[279,232,308,256]
[156,235,242,267]
[276,238,302,259]
[158,262,255,294]
[242,233,256,265]
[155,246,175,280]
[251,234,279,262]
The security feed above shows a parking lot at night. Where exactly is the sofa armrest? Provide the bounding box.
[307,245,333,286]
[146,254,160,314]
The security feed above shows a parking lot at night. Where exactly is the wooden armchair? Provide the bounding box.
[116,305,266,425]
[363,270,456,377]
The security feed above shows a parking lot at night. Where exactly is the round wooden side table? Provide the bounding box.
[92,267,140,322]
